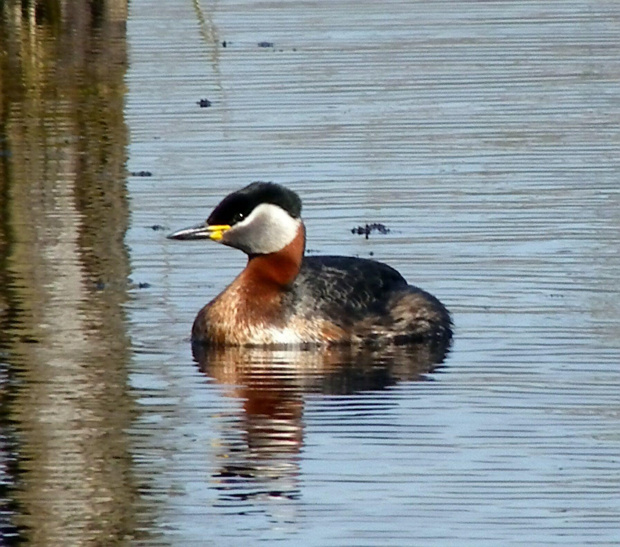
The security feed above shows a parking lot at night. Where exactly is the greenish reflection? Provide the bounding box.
[1,1,145,544]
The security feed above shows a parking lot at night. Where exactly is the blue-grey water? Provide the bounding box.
[1,0,619,545]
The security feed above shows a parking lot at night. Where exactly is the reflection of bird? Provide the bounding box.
[168,182,452,346]
[192,342,451,393]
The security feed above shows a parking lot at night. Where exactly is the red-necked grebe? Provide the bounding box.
[168,182,452,347]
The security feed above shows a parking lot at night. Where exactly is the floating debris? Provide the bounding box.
[351,223,391,239]
[197,98,212,108]
[257,41,274,48]
[130,170,152,177]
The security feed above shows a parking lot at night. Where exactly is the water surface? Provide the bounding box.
[1,0,619,545]
[125,1,620,545]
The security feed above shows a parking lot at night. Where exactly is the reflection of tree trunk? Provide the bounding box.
[0,2,143,544]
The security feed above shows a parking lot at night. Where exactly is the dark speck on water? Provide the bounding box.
[150,224,167,231]
[351,223,391,239]
[257,41,274,48]
[221,40,227,47]
[197,98,212,107]
[130,170,152,177]
[128,278,152,289]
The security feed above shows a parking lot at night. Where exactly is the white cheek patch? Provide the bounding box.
[228,203,300,254]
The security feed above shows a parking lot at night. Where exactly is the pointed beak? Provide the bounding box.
[167,222,231,241]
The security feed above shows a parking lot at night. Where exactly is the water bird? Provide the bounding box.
[168,182,452,347]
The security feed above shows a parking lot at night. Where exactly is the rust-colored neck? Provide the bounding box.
[243,223,306,288]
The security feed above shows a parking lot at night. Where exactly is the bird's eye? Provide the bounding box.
[232,212,245,224]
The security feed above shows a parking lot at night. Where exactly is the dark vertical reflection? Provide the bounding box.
[0,1,142,544]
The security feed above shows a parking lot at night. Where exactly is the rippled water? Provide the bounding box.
[1,0,619,545]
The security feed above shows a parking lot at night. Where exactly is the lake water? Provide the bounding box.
[1,0,619,545]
